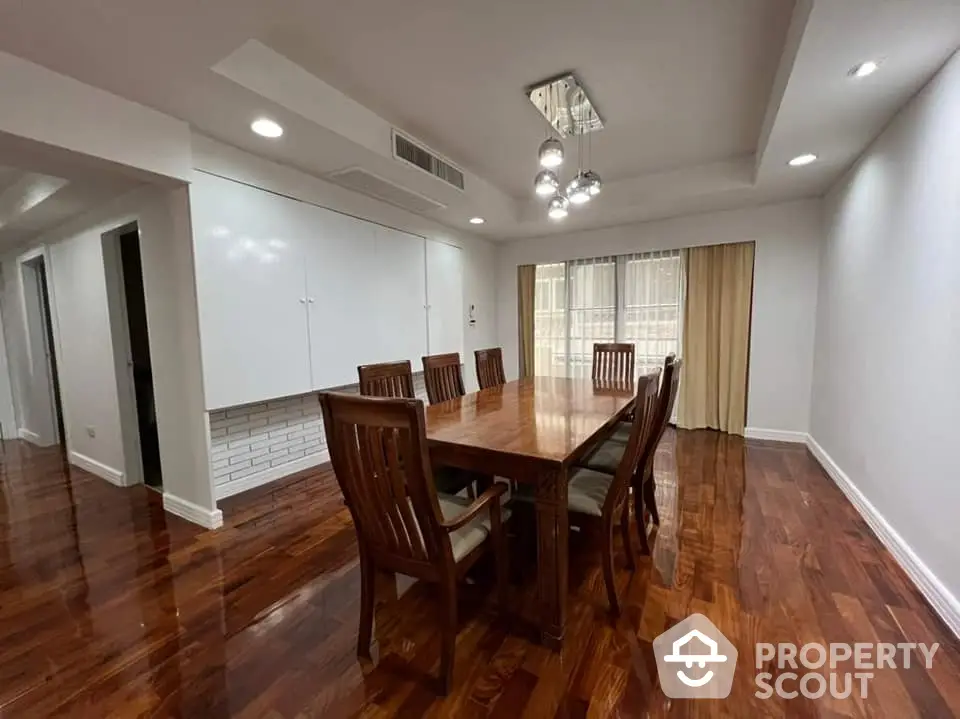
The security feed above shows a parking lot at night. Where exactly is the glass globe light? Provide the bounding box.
[583,169,603,196]
[566,172,592,205]
[538,137,564,168]
[534,169,560,196]
[547,194,569,220]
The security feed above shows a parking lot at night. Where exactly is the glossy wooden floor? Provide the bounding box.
[1,432,958,717]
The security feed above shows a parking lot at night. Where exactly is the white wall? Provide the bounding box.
[1,186,218,522]
[496,199,822,437]
[811,51,960,629]
[191,135,499,390]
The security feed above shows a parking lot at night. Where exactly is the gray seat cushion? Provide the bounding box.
[606,421,632,444]
[567,468,613,517]
[508,469,612,518]
[436,493,510,562]
[580,437,625,475]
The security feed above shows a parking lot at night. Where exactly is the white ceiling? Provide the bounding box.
[0,162,138,250]
[0,0,958,241]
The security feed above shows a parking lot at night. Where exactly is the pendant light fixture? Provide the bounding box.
[566,171,591,204]
[565,90,592,205]
[547,194,569,219]
[527,74,602,220]
[538,137,564,168]
[537,83,564,169]
[534,169,560,196]
[584,169,603,196]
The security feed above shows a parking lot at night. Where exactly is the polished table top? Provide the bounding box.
[424,376,635,464]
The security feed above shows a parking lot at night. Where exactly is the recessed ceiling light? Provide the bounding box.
[850,60,880,78]
[251,118,283,138]
[788,153,818,167]
[469,217,485,225]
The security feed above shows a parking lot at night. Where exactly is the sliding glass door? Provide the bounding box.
[534,250,683,379]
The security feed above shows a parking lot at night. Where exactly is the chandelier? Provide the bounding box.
[526,73,603,221]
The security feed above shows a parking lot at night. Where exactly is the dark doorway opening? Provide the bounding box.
[35,256,66,454]
[119,229,162,489]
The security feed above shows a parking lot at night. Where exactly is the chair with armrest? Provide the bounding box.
[319,392,508,694]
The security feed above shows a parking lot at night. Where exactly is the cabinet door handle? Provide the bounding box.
[308,298,315,303]
[299,298,306,304]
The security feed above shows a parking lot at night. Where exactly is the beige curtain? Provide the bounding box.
[677,242,755,435]
[517,265,536,378]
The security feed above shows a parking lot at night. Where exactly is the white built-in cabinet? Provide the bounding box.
[191,172,463,410]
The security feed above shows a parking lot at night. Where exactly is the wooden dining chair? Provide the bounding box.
[319,392,508,694]
[578,354,682,533]
[474,347,506,390]
[422,353,465,405]
[358,360,415,398]
[564,373,660,615]
[592,343,636,383]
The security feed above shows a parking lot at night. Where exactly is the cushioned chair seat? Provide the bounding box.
[579,437,626,475]
[606,421,632,444]
[567,468,614,517]
[437,493,511,561]
[509,468,612,518]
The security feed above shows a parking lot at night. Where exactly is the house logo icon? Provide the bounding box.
[652,614,738,699]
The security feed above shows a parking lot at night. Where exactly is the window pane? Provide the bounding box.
[534,263,567,377]
[622,251,682,376]
[566,259,616,378]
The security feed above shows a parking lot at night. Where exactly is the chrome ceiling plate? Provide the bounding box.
[526,73,604,137]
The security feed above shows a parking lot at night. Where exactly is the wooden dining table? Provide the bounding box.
[424,376,636,649]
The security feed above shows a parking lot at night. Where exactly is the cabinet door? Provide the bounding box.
[426,240,463,357]
[191,174,311,409]
[372,226,428,366]
[304,208,378,389]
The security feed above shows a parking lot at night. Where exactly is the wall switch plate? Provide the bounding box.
[86,426,96,438]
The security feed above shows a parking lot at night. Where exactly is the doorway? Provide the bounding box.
[106,225,162,490]
[21,254,66,451]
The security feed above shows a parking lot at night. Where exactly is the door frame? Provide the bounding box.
[16,246,65,448]
[102,219,145,487]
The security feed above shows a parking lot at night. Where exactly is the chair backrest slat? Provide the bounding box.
[320,393,452,571]
[592,343,635,383]
[475,347,506,390]
[422,353,465,405]
[358,360,416,399]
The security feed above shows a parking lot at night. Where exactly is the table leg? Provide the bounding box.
[535,467,568,650]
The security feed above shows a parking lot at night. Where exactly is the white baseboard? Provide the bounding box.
[18,427,46,445]
[806,435,960,640]
[744,427,809,444]
[215,451,330,500]
[69,451,127,487]
[163,492,224,530]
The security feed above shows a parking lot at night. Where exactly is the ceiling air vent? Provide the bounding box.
[326,167,447,214]
[392,130,465,191]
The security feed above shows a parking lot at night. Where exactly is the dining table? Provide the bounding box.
[424,375,636,649]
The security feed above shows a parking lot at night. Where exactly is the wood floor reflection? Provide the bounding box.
[0,430,958,717]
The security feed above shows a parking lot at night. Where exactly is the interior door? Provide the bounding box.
[425,240,463,357]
